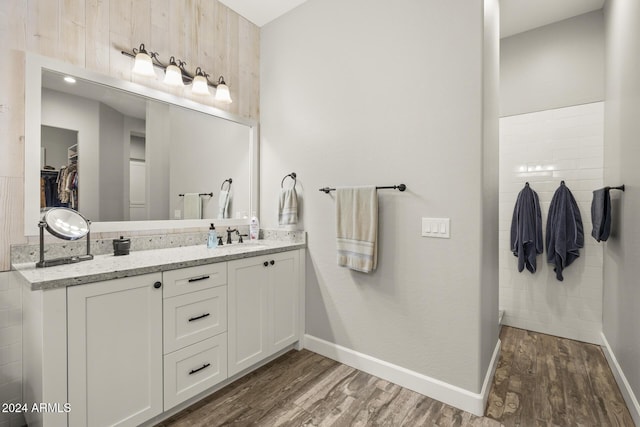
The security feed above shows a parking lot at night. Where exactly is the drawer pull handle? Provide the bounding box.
[189,363,211,375]
[270,260,275,265]
[153,281,162,289]
[263,261,269,267]
[188,275,210,283]
[188,313,211,322]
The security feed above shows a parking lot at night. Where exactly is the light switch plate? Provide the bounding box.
[422,218,450,238]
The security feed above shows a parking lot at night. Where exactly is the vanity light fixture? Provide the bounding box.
[192,68,211,95]
[131,44,157,77]
[121,43,232,103]
[163,56,186,87]
[214,76,232,104]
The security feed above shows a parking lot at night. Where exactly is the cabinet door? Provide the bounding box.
[68,274,163,427]
[227,256,269,376]
[268,250,299,351]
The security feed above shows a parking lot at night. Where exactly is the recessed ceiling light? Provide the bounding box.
[63,76,76,84]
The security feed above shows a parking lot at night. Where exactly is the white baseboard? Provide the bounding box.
[601,332,640,426]
[303,334,501,417]
[502,315,602,345]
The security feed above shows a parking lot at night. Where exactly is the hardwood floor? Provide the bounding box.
[487,327,634,426]
[158,327,634,426]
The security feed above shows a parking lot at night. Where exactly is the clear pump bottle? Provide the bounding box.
[207,223,218,248]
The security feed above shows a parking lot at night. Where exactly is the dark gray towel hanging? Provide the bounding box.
[546,181,584,281]
[510,182,543,273]
[591,188,611,242]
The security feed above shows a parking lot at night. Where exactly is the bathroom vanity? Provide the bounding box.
[14,239,306,427]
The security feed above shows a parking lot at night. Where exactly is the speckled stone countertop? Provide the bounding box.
[14,239,305,291]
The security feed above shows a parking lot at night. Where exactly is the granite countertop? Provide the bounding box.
[13,240,306,291]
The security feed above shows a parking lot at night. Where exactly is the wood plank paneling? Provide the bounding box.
[60,0,85,65]
[26,0,60,56]
[0,177,26,270]
[0,0,260,269]
[85,0,110,73]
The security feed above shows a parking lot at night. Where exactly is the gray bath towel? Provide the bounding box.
[590,188,611,242]
[546,182,584,281]
[510,183,543,273]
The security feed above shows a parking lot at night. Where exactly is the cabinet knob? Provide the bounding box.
[263,261,269,267]
[153,281,162,289]
[270,260,275,266]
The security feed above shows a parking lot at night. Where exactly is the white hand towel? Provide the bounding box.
[278,187,298,225]
[336,186,378,273]
[218,190,230,219]
[183,193,202,219]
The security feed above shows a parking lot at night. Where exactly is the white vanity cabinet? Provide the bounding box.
[228,250,300,376]
[20,245,305,427]
[67,273,164,427]
[162,264,228,410]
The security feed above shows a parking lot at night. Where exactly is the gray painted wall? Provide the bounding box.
[261,0,498,393]
[41,126,76,171]
[41,89,100,221]
[501,10,605,117]
[603,0,640,414]
[98,103,126,222]
[481,0,500,385]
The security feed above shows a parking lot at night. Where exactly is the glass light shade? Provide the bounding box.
[163,64,184,86]
[132,52,155,77]
[192,75,211,95]
[214,83,232,103]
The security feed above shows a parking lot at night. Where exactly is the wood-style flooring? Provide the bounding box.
[158,327,634,426]
[487,327,634,426]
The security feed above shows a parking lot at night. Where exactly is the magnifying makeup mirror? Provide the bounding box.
[37,207,94,268]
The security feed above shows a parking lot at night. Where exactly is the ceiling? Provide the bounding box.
[500,0,605,38]
[43,70,147,120]
[218,0,309,27]
[219,0,605,37]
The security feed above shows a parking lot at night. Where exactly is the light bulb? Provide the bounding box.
[132,51,155,77]
[164,64,184,87]
[192,75,210,95]
[214,83,232,103]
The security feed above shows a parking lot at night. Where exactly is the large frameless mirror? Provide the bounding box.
[25,54,259,236]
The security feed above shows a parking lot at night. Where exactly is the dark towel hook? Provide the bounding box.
[221,178,232,191]
[281,172,297,190]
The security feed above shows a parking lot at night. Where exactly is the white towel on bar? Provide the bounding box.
[278,187,298,225]
[183,193,202,219]
[218,190,230,219]
[336,186,378,273]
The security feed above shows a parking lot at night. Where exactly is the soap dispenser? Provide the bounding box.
[207,223,218,249]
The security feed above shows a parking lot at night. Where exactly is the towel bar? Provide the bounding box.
[178,192,213,197]
[319,184,406,194]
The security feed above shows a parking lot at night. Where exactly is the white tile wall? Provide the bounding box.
[0,271,23,427]
[499,102,604,344]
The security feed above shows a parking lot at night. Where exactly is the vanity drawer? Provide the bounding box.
[163,263,227,298]
[163,287,227,354]
[164,333,228,410]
